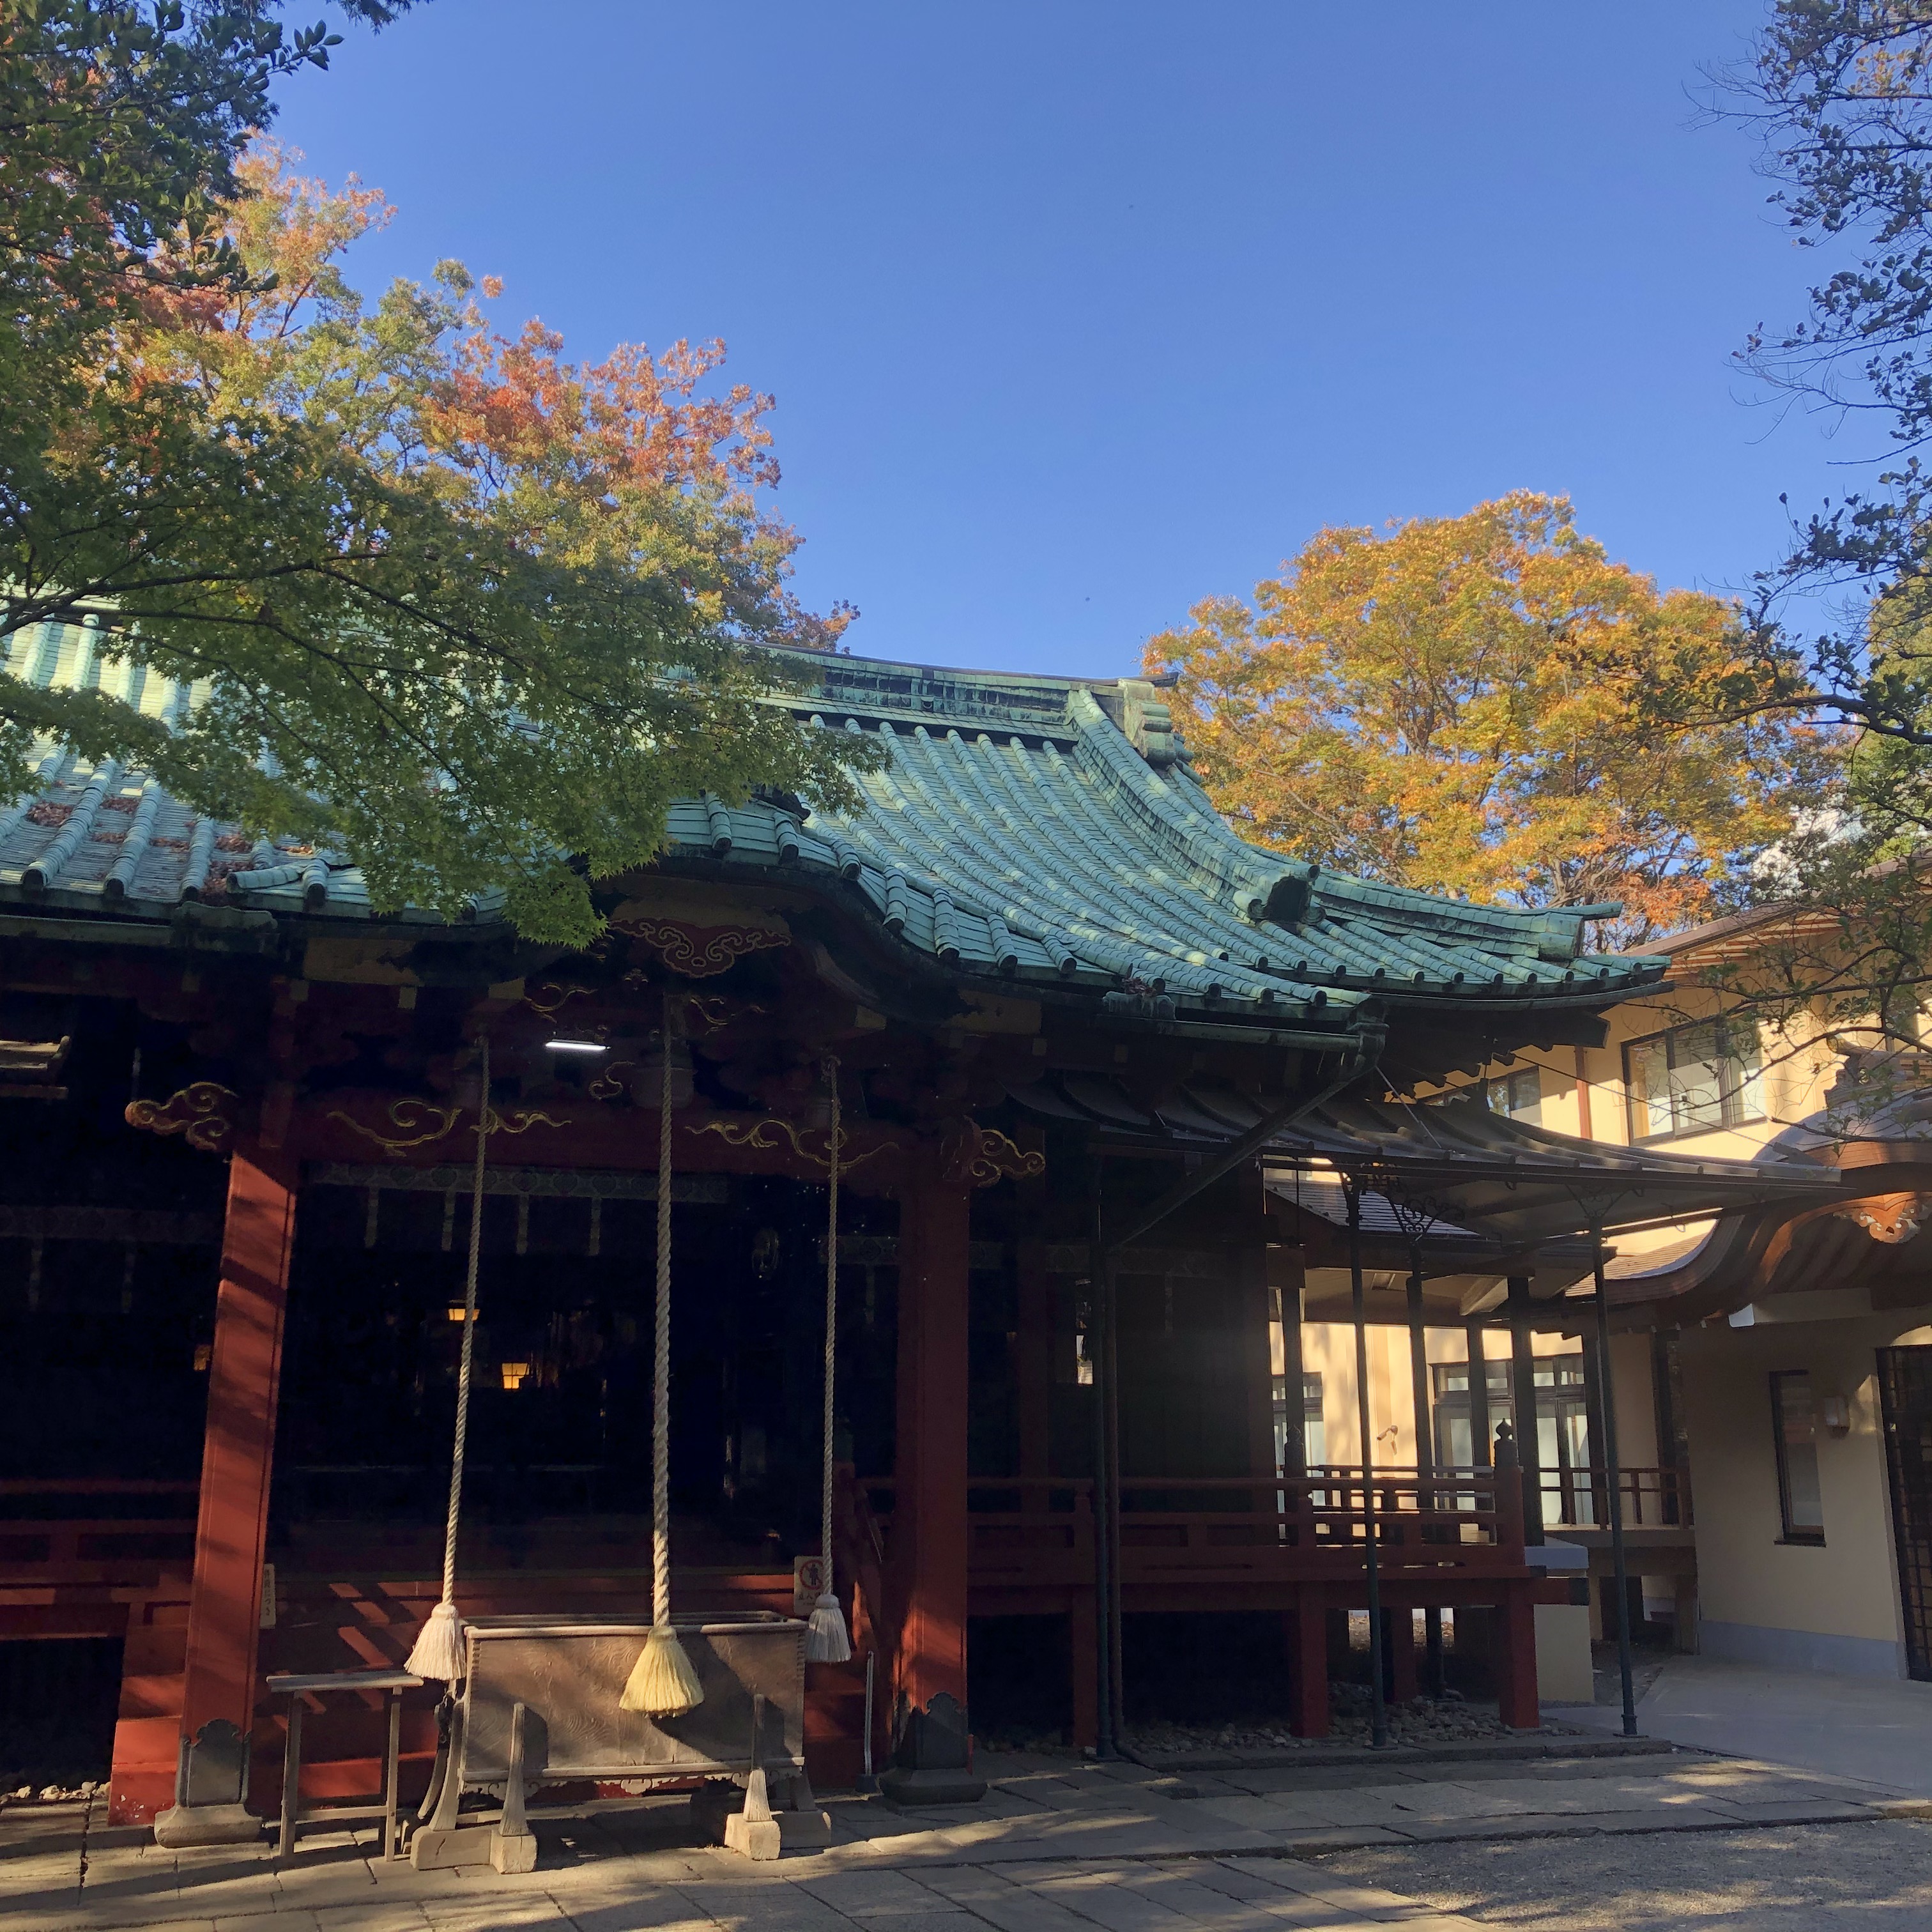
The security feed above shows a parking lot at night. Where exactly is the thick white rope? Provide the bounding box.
[652,997,676,1630]
[620,998,702,1713]
[806,1054,852,1661]
[820,1055,839,1580]
[444,1033,489,1602]
[406,1036,489,1682]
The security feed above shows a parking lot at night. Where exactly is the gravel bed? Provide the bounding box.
[1127,1684,1579,1755]
[1,1779,103,1805]
[981,1685,1581,1759]
[1315,1819,1931,1929]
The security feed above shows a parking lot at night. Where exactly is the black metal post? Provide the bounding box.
[1580,1315,1611,1529]
[1405,1263,1443,1698]
[1279,1262,1308,1477]
[1505,1276,1544,1546]
[1347,1183,1389,1747]
[1591,1225,1639,1737]
[1466,1319,1494,1473]
[1103,1255,1125,1738]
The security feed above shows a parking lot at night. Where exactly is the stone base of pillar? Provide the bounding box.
[410,1823,489,1869]
[881,1691,986,1806]
[151,1802,261,1848]
[878,1765,988,1805]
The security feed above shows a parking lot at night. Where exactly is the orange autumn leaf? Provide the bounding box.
[1146,493,1838,950]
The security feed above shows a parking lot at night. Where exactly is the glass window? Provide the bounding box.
[1430,1354,1595,1519]
[1624,1020,1764,1142]
[1273,1371,1325,1469]
[1772,1370,1826,1544]
[1486,1068,1541,1121]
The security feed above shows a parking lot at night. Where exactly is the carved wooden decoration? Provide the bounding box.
[1842,1192,1931,1245]
[525,979,597,1018]
[324,1099,572,1160]
[612,914,790,978]
[940,1121,1047,1189]
[693,1116,899,1176]
[125,1082,241,1153]
[326,1097,460,1155]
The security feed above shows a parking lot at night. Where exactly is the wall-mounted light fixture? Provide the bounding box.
[1820,1393,1852,1435]
[546,1038,608,1054]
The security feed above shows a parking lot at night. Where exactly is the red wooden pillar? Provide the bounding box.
[893,1169,970,1714]
[153,1148,298,1845]
[1497,1582,1540,1729]
[881,1165,985,1801]
[1287,1588,1330,1738]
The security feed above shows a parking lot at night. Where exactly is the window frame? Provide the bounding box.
[1622,1017,1765,1144]
[1770,1368,1827,1547]
[1485,1066,1541,1122]
[1272,1370,1326,1469]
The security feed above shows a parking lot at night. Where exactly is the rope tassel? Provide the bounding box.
[805,1054,853,1665]
[622,997,704,1717]
[406,1036,491,1684]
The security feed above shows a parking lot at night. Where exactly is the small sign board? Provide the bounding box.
[792,1554,828,1618]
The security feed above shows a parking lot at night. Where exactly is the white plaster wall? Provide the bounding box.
[1298,1321,1586,1466]
[1535,1603,1595,1703]
[1680,1316,1914,1676]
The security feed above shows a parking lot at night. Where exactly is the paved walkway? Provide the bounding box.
[1321,1819,1932,1932]
[1561,1655,1932,1794]
[0,1744,1907,1932]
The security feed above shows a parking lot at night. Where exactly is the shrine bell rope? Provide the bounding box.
[620,995,704,1716]
[404,1036,490,1684]
[805,1055,853,1662]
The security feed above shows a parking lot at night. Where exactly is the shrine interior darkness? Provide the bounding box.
[0,992,223,1482]
[270,1178,906,1567]
[0,990,1274,1564]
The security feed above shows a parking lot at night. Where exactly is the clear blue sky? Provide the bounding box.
[275,2,1862,682]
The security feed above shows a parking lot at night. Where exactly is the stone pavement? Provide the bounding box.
[0,1745,1906,1932]
[1563,1654,1932,1795]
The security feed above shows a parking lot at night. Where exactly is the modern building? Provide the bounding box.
[1469,901,1932,1679]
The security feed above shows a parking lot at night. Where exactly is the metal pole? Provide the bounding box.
[1591,1223,1638,1738]
[1347,1183,1389,1748]
[1506,1276,1545,1546]
[1466,1319,1494,1473]
[1406,1262,1443,1699]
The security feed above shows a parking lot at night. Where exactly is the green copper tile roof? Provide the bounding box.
[0,622,1667,1021]
[654,649,1667,1020]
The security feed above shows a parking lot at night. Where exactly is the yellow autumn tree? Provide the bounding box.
[1145,493,1832,948]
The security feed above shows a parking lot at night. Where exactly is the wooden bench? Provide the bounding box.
[408,1612,829,1870]
[266,1667,420,1860]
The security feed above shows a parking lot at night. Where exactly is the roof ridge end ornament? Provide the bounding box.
[1250,868,1321,926]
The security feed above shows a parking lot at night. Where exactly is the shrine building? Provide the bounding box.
[0,636,1828,1833]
